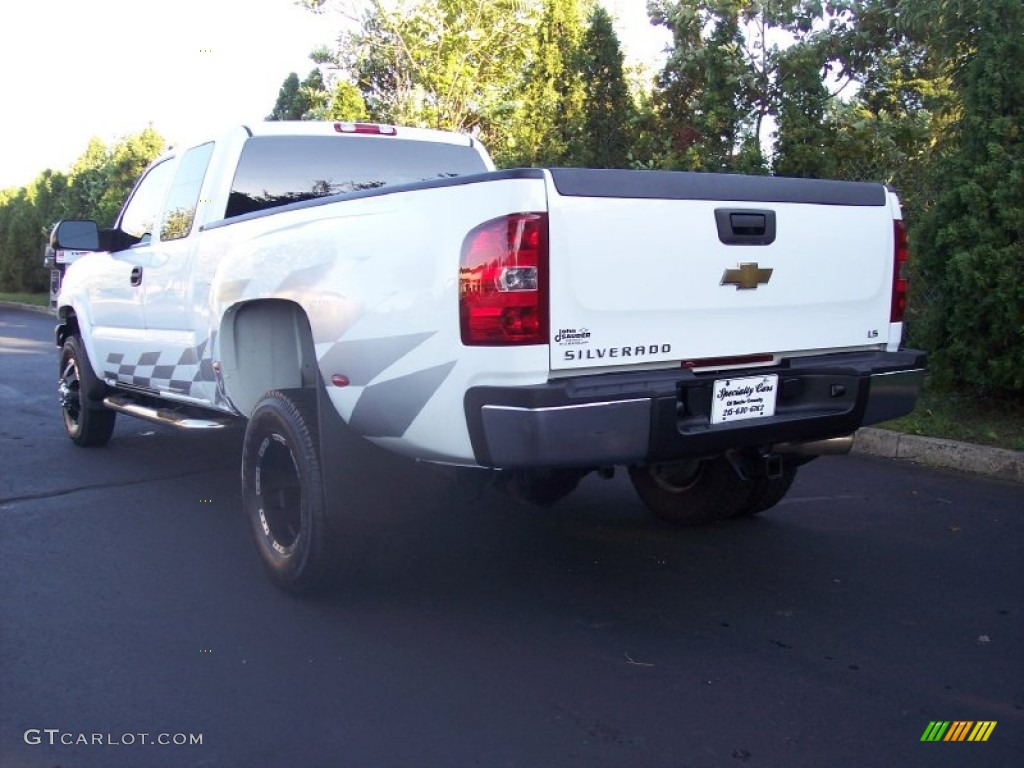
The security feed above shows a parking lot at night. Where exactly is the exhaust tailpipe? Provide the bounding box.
[770,435,854,457]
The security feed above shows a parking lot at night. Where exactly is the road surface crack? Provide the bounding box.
[0,468,230,507]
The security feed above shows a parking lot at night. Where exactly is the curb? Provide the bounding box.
[3,300,1020,484]
[853,428,1023,484]
[0,300,54,316]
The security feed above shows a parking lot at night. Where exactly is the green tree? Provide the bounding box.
[267,70,326,120]
[64,137,111,220]
[647,0,771,172]
[268,72,304,119]
[573,4,635,168]
[773,39,838,178]
[0,128,164,293]
[511,0,591,167]
[325,80,369,121]
[95,126,166,226]
[909,0,1024,394]
[0,189,44,292]
[299,69,329,116]
[317,0,537,150]
[816,0,949,202]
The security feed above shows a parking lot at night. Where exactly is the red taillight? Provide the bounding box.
[333,122,397,135]
[460,213,548,345]
[891,219,909,323]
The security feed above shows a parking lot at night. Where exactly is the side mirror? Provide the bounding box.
[50,220,100,251]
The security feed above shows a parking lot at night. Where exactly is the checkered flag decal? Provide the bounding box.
[104,334,218,399]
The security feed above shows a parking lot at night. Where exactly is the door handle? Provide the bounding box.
[130,267,143,286]
[715,208,776,245]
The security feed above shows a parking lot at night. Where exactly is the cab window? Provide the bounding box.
[119,160,175,244]
[160,143,215,241]
[226,135,487,218]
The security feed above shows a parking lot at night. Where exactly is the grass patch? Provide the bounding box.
[0,292,49,307]
[879,379,1024,452]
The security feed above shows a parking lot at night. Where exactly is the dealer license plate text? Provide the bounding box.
[710,374,778,425]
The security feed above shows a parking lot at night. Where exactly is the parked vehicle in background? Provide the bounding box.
[43,245,90,309]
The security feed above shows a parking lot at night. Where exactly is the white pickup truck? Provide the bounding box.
[51,121,925,592]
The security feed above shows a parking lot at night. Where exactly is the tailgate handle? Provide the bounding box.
[715,208,776,246]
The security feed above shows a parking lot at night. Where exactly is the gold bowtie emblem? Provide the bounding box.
[721,263,773,290]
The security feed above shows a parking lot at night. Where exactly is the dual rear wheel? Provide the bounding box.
[628,456,798,526]
[60,339,799,592]
[492,454,799,526]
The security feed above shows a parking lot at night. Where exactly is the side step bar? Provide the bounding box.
[103,394,240,430]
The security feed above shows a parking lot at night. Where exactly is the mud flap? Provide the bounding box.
[315,384,458,547]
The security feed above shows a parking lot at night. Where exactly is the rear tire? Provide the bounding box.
[242,390,334,594]
[500,468,588,507]
[59,335,115,447]
[733,465,798,517]
[629,457,747,525]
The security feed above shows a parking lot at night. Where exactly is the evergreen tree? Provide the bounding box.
[647,0,767,172]
[268,72,304,120]
[95,126,166,226]
[298,69,329,118]
[773,41,837,178]
[576,5,635,168]
[512,0,592,166]
[267,70,325,121]
[326,80,369,121]
[0,128,164,293]
[911,0,1024,394]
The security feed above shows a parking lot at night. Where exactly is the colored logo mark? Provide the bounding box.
[921,721,997,742]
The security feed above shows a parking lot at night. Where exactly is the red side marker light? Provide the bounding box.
[330,374,350,388]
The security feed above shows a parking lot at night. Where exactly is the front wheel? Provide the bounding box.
[242,390,334,594]
[59,335,115,447]
[628,457,748,525]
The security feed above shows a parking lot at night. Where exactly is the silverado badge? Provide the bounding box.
[721,262,773,290]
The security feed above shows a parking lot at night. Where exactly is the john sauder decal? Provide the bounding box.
[554,328,591,345]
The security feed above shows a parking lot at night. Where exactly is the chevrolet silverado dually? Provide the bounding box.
[50,121,925,592]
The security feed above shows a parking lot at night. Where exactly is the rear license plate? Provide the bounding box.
[711,374,778,425]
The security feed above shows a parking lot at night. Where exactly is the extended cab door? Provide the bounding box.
[82,159,175,386]
[138,142,216,402]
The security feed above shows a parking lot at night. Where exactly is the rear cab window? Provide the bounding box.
[225,136,488,219]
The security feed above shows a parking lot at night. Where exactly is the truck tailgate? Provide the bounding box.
[545,169,897,372]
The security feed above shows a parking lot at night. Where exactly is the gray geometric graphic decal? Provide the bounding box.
[348,360,457,438]
[317,332,436,387]
[275,261,335,295]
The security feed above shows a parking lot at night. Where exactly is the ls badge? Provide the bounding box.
[721,262,773,290]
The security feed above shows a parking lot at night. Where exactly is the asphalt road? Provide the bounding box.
[1,306,1021,768]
